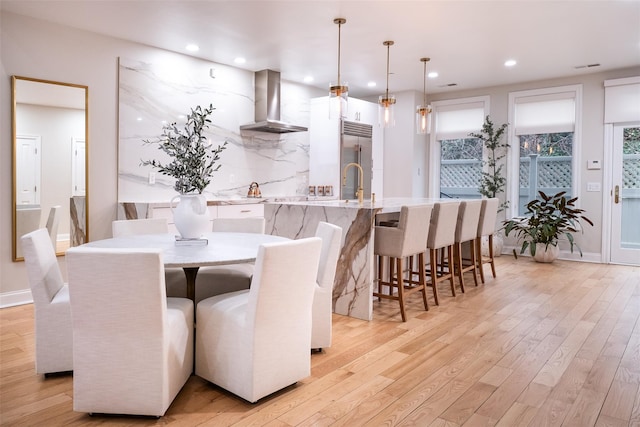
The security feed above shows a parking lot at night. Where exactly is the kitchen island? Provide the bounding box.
[264,198,447,320]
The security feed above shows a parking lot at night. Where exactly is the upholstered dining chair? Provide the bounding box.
[452,199,483,293]
[21,228,73,375]
[194,217,266,304]
[311,222,342,351]
[374,204,433,322]
[45,205,61,251]
[425,201,461,306]
[476,197,500,283]
[66,247,193,417]
[195,237,322,403]
[111,218,186,298]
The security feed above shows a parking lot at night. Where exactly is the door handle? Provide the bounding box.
[614,185,620,204]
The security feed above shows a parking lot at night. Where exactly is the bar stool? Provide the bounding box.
[476,198,500,283]
[453,200,483,293]
[425,201,460,305]
[374,205,433,322]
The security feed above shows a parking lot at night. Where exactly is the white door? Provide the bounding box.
[610,124,640,265]
[16,135,41,205]
[72,138,86,196]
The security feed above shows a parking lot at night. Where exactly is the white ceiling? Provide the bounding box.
[3,1,640,98]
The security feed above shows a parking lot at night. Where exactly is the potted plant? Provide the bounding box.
[502,190,593,262]
[469,115,509,256]
[141,104,228,238]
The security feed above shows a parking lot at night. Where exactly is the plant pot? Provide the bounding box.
[533,243,559,263]
[170,193,210,239]
[481,234,504,258]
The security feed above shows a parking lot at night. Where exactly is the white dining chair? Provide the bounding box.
[194,217,266,304]
[111,218,187,298]
[311,222,342,351]
[195,237,322,403]
[66,246,193,417]
[21,228,73,375]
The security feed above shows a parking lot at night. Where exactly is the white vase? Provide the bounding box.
[533,243,559,263]
[170,193,210,239]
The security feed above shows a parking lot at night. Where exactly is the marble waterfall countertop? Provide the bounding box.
[264,197,452,321]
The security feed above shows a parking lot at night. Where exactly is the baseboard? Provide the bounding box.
[0,290,33,308]
[501,245,602,263]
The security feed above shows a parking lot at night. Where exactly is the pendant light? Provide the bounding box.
[416,57,432,134]
[329,18,348,118]
[379,41,396,127]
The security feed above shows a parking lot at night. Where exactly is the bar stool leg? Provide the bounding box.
[488,234,497,278]
[428,248,440,306]
[447,245,456,296]
[396,257,407,322]
[454,242,464,294]
[418,252,429,311]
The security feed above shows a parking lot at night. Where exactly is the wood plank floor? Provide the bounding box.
[1,257,639,426]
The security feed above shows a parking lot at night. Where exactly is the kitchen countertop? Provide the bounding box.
[271,197,455,213]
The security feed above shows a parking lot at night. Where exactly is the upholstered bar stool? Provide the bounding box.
[453,200,483,293]
[476,198,500,283]
[374,204,433,322]
[425,201,460,305]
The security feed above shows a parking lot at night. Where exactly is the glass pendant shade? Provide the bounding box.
[416,105,432,134]
[379,95,396,127]
[379,41,395,128]
[329,83,348,118]
[329,18,348,119]
[416,57,431,135]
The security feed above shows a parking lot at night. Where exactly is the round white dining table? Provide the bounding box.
[83,232,289,301]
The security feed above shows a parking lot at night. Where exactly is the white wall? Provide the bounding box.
[1,11,322,301]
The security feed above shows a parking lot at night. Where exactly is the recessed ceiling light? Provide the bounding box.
[428,71,438,78]
[234,57,246,65]
[303,75,314,83]
[185,44,199,52]
[504,59,517,67]
[367,81,377,87]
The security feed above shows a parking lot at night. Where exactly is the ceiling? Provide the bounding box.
[3,1,640,98]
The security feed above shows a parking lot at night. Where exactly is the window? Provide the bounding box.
[508,85,582,216]
[429,96,490,198]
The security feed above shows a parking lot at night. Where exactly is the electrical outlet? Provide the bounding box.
[148,172,155,184]
[587,182,600,192]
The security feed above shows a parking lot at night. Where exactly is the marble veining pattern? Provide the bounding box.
[265,203,381,320]
[118,56,313,203]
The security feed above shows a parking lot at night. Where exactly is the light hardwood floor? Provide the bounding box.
[1,257,639,426]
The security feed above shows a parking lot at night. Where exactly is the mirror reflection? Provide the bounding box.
[12,76,88,261]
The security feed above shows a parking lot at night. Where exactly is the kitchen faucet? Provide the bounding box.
[342,162,364,204]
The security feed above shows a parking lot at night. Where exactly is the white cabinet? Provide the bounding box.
[217,204,264,218]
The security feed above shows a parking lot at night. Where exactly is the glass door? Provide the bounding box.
[610,124,640,265]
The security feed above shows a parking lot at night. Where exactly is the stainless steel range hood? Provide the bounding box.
[240,69,308,134]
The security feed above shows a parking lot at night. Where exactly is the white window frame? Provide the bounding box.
[428,96,490,198]
[506,84,583,219]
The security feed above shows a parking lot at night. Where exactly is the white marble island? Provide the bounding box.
[264,197,444,320]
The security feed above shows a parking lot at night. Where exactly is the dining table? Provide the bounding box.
[83,231,289,302]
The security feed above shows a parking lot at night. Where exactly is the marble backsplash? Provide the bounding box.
[118,56,317,202]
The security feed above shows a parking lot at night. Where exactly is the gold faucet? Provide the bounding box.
[342,162,364,204]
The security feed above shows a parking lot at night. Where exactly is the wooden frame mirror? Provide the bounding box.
[12,76,89,261]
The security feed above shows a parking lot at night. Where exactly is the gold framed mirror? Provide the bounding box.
[12,76,89,261]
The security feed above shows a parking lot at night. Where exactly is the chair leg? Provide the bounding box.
[469,239,479,287]
[488,234,497,278]
[476,237,486,284]
[418,252,429,311]
[454,242,464,295]
[396,257,407,322]
[376,255,383,300]
[429,249,440,306]
[447,245,455,295]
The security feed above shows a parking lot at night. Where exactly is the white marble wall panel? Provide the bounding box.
[118,56,313,203]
